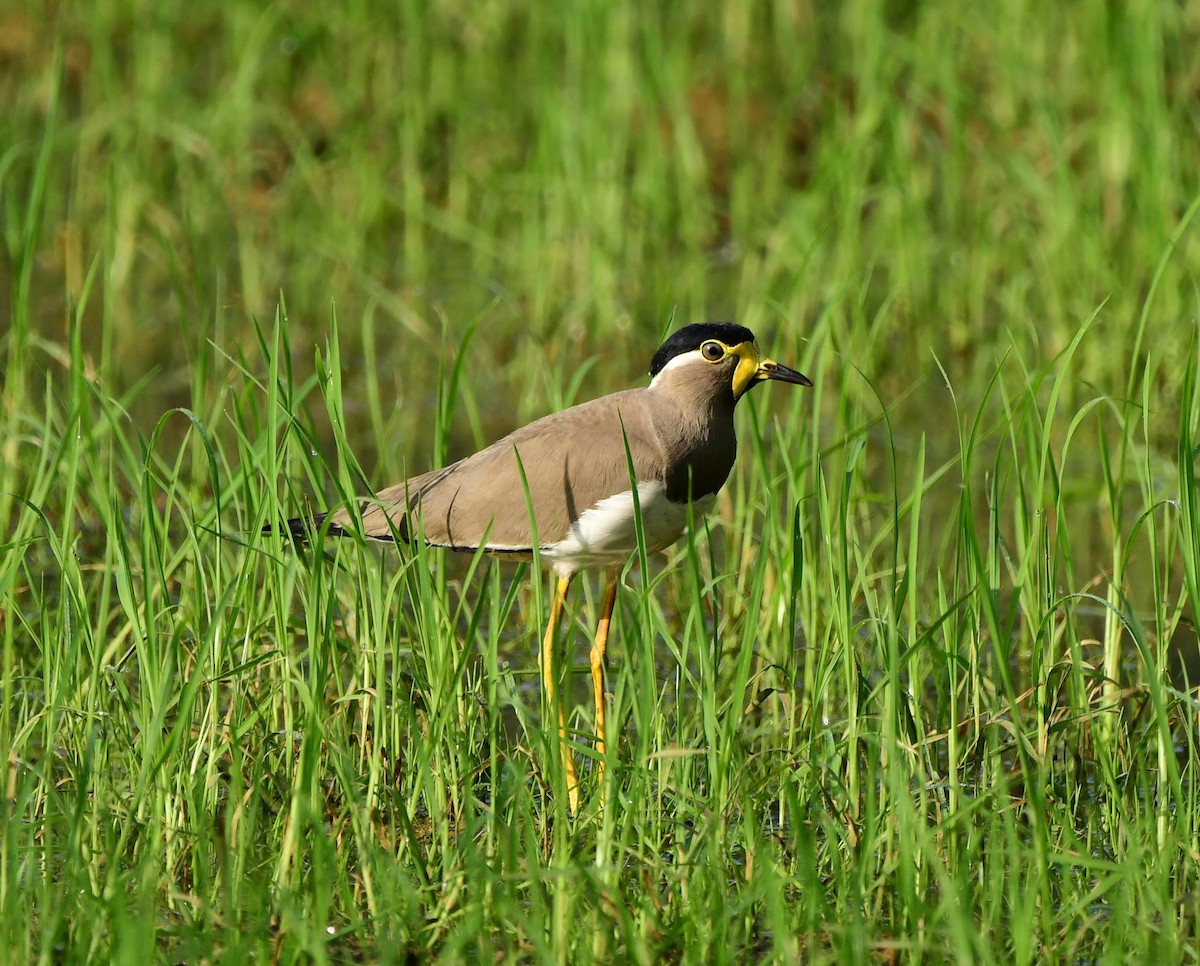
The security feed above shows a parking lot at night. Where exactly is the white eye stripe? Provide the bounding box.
[648,349,707,387]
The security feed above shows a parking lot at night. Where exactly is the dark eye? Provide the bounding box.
[701,341,724,362]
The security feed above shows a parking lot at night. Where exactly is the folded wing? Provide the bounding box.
[329,390,668,552]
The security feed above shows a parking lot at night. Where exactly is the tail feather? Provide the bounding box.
[263,511,346,543]
[266,504,410,544]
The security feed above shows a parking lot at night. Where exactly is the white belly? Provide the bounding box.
[541,482,715,575]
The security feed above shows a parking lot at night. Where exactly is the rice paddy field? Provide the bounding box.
[4,1,1200,962]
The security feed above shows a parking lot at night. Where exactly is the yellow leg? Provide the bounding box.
[539,573,579,813]
[590,574,619,804]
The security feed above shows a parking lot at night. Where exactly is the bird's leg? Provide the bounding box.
[591,571,619,801]
[539,572,579,813]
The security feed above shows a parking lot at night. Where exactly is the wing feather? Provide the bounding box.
[330,390,668,550]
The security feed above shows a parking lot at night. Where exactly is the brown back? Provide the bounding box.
[332,370,739,551]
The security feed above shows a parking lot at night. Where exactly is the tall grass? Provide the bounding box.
[3,0,1200,960]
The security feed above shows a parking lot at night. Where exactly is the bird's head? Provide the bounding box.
[648,322,812,402]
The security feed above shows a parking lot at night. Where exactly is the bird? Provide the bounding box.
[278,322,812,813]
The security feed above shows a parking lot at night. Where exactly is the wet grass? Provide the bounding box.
[3,1,1200,961]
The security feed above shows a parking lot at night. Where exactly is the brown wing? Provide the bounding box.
[328,389,669,551]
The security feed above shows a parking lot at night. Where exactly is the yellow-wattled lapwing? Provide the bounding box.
[279,322,811,812]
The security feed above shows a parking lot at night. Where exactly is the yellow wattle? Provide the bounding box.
[731,342,762,399]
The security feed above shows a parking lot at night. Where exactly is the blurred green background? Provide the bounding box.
[7,1,1198,470]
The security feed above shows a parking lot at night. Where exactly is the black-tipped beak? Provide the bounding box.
[756,359,813,387]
